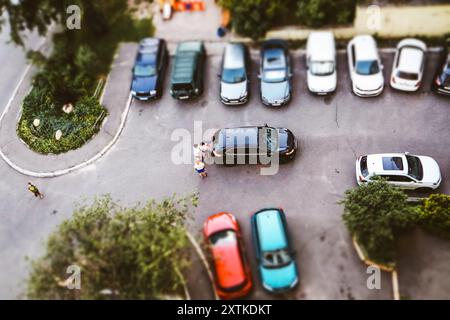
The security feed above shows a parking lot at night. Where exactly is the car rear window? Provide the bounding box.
[360,156,369,177]
[172,83,193,91]
[397,71,418,80]
[356,60,379,75]
[382,157,404,171]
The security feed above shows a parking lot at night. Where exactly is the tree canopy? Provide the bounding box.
[341,177,416,265]
[27,195,197,299]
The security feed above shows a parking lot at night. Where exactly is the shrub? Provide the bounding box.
[296,0,356,28]
[27,195,197,299]
[418,194,450,239]
[341,177,416,265]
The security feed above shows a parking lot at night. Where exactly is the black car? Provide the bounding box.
[259,40,293,107]
[211,124,297,165]
[432,41,450,96]
[131,38,168,101]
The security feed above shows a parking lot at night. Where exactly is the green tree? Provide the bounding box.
[341,177,416,265]
[418,194,450,239]
[296,0,356,28]
[27,195,197,299]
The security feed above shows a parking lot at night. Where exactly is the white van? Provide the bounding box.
[306,32,337,95]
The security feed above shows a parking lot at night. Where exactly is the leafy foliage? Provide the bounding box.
[219,0,356,39]
[12,0,154,154]
[341,177,416,265]
[418,194,450,239]
[27,195,197,299]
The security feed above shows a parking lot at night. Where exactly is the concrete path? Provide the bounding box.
[0,43,137,177]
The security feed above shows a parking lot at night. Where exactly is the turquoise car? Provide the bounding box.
[251,208,299,292]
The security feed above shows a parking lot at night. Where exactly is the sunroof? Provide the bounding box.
[382,157,404,171]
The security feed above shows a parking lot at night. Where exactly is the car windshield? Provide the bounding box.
[262,249,292,268]
[406,155,424,180]
[260,127,278,152]
[310,61,334,76]
[263,69,286,83]
[222,68,246,84]
[397,71,418,80]
[355,60,380,75]
[209,230,237,246]
[134,65,156,77]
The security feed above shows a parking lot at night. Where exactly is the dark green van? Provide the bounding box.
[170,41,206,100]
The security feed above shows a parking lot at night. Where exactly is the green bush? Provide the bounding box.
[17,1,154,154]
[220,0,356,39]
[27,195,196,299]
[341,177,416,265]
[418,194,450,239]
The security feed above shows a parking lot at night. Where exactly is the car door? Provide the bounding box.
[383,174,417,189]
[347,42,356,81]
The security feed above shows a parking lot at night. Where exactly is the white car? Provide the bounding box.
[347,35,384,97]
[306,31,337,95]
[390,38,427,91]
[355,153,442,190]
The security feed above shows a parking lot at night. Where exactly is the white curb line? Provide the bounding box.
[186,231,219,300]
[0,94,132,178]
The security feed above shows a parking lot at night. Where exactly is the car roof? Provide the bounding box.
[217,127,259,149]
[263,48,286,69]
[209,231,247,290]
[352,35,378,60]
[255,209,288,251]
[366,153,408,175]
[398,47,424,73]
[307,31,335,61]
[171,52,198,83]
[177,41,203,53]
[223,43,245,69]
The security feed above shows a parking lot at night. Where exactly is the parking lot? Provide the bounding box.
[1,42,449,299]
[125,45,450,299]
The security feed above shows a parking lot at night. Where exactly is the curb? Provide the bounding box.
[186,231,219,300]
[0,94,132,178]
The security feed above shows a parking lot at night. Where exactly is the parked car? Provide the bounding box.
[347,35,384,97]
[355,153,442,190]
[251,208,299,293]
[432,40,450,96]
[259,40,292,106]
[204,212,253,299]
[306,31,337,95]
[211,124,297,165]
[219,43,251,105]
[170,41,206,100]
[390,38,427,92]
[130,38,168,101]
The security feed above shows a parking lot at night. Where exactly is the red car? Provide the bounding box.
[203,212,253,299]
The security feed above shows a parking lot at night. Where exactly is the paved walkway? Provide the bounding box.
[268,4,450,40]
[0,43,137,177]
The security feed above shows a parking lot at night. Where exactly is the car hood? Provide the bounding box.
[307,71,337,92]
[261,80,290,102]
[131,75,157,92]
[220,81,247,100]
[418,156,441,184]
[353,72,384,91]
[277,128,295,151]
[260,261,298,290]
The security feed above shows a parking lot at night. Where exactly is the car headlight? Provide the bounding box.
[131,91,137,96]
[262,283,274,292]
[290,277,298,288]
[213,150,223,157]
[195,88,199,94]
[150,90,157,96]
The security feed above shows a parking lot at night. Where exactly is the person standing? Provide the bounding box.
[28,182,44,199]
[194,160,207,179]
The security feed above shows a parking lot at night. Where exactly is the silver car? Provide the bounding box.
[219,43,250,105]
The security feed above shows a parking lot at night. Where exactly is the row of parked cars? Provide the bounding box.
[130,34,450,103]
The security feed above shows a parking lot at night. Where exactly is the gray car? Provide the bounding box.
[219,43,250,105]
[259,40,292,107]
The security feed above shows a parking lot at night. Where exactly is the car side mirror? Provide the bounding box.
[380,64,384,70]
[289,73,293,78]
[257,74,261,79]
[405,151,410,155]
[217,74,221,78]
